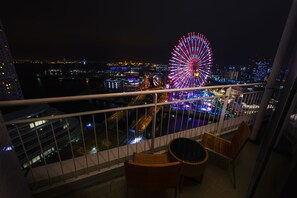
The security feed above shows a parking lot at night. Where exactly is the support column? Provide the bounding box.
[251,0,297,140]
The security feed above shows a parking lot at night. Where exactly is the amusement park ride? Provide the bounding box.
[104,32,226,142]
[168,32,222,115]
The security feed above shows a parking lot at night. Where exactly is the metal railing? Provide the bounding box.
[0,83,271,191]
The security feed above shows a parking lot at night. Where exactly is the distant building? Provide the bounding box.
[104,78,122,90]
[211,59,273,84]
[212,64,252,84]
[250,58,272,82]
[122,71,140,91]
[0,21,23,100]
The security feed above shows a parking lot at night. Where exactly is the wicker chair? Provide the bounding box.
[133,152,171,164]
[201,121,251,188]
[124,160,182,198]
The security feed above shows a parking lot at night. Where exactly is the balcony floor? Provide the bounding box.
[34,139,291,198]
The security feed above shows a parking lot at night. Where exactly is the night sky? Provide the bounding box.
[0,0,292,64]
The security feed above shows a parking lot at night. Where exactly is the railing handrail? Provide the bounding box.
[0,82,268,191]
[0,83,264,107]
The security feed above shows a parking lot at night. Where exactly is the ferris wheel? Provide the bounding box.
[168,32,213,89]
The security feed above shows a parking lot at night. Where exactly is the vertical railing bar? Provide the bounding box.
[244,93,251,116]
[116,114,120,164]
[180,104,185,132]
[229,94,236,130]
[50,121,65,181]
[126,110,129,159]
[236,94,244,126]
[104,113,110,166]
[232,94,239,129]
[186,104,191,130]
[252,92,259,122]
[145,107,147,148]
[191,99,199,129]
[207,103,212,133]
[79,116,89,173]
[32,123,51,185]
[15,125,36,185]
[233,94,239,127]
[256,91,261,105]
[202,109,207,136]
[249,93,257,123]
[173,103,178,135]
[211,97,219,133]
[216,96,223,132]
[151,93,158,150]
[240,93,247,122]
[160,106,164,146]
[223,91,231,131]
[197,110,202,135]
[257,91,263,113]
[166,104,172,144]
[224,95,229,130]
[92,114,100,170]
[247,93,255,117]
[217,87,232,134]
[243,93,251,121]
[144,107,153,150]
[135,108,138,153]
[65,118,77,176]
[167,104,172,135]
[192,99,200,137]
[232,94,239,128]
[248,93,255,122]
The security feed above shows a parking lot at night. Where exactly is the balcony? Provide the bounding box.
[1,83,285,197]
[33,138,291,198]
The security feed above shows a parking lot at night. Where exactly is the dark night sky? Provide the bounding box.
[0,0,292,64]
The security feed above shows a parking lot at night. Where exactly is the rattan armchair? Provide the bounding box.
[201,121,251,188]
[133,152,171,164]
[124,159,182,198]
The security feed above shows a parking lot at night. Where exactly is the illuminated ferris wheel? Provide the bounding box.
[168,32,213,89]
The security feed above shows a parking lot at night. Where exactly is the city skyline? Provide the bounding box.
[0,0,292,64]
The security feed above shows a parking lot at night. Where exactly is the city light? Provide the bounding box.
[91,147,97,153]
[129,137,143,144]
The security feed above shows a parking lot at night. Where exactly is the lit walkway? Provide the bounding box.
[33,140,291,198]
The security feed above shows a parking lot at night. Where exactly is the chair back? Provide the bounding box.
[124,161,182,192]
[230,121,251,158]
[133,152,170,164]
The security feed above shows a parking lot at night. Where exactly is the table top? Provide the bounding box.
[169,138,207,163]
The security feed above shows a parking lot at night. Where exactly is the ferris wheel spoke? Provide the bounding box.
[170,55,188,65]
[180,37,192,61]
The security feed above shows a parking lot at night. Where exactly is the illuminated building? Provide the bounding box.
[4,104,80,168]
[250,58,272,82]
[122,71,140,90]
[0,21,23,100]
[104,78,122,90]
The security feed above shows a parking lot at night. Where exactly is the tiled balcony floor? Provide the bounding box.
[34,140,291,198]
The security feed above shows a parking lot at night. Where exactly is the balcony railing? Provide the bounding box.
[0,83,272,192]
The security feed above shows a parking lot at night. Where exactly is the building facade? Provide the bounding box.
[4,104,80,169]
[0,21,23,100]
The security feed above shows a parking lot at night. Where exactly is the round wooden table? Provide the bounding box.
[168,137,208,189]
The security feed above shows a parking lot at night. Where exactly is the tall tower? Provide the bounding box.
[0,20,23,100]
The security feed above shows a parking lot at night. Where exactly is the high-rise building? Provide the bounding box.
[0,20,23,100]
[250,58,272,82]
[4,104,80,168]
